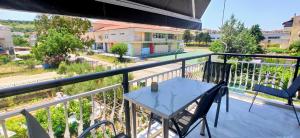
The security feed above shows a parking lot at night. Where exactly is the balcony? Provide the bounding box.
[0,53,299,138]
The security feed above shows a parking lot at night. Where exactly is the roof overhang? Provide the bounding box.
[0,0,211,30]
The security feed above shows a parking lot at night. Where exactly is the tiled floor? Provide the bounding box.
[138,96,300,138]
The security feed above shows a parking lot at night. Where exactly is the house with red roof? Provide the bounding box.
[86,20,185,57]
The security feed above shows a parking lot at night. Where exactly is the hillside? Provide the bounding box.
[0,19,34,32]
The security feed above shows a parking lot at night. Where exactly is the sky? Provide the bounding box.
[0,0,300,31]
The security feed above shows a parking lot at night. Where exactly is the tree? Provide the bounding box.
[210,15,258,54]
[250,24,265,43]
[195,32,203,44]
[250,24,265,53]
[32,29,84,67]
[183,30,193,43]
[13,35,30,46]
[33,15,94,67]
[34,15,94,47]
[209,40,224,52]
[203,32,212,45]
[111,43,128,61]
[289,40,300,56]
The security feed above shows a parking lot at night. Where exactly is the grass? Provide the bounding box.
[0,63,50,78]
[89,54,133,63]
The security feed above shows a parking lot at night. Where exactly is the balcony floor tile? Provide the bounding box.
[138,97,300,138]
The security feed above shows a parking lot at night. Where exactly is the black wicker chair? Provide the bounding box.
[202,61,231,127]
[249,75,300,126]
[147,82,225,138]
[78,120,128,138]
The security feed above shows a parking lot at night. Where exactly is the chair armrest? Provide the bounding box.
[258,80,287,90]
[78,120,117,138]
[255,82,290,97]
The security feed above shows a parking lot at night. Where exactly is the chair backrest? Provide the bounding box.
[182,82,225,134]
[21,109,50,138]
[287,75,300,96]
[202,62,231,84]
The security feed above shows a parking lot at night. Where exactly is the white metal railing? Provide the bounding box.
[0,60,295,137]
[227,60,296,92]
[0,62,206,138]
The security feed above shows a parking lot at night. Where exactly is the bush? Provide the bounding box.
[0,55,10,65]
[35,99,92,138]
[58,62,68,74]
[266,47,289,54]
[24,59,37,69]
[111,43,128,61]
[16,54,34,60]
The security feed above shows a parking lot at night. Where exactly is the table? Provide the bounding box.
[124,77,216,138]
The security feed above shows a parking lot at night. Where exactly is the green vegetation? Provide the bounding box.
[111,43,128,61]
[0,20,34,32]
[4,62,132,137]
[249,24,265,53]
[183,30,193,43]
[32,15,94,67]
[0,54,43,78]
[32,29,84,67]
[289,40,300,56]
[195,32,212,45]
[210,15,260,55]
[13,35,30,46]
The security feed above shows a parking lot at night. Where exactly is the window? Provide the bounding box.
[111,33,116,35]
[268,36,280,39]
[168,34,174,39]
[104,34,108,39]
[120,33,125,35]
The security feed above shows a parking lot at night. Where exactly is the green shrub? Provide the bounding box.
[266,47,289,54]
[35,99,91,137]
[16,54,34,60]
[111,43,128,61]
[6,117,27,138]
[57,62,67,74]
[0,55,10,65]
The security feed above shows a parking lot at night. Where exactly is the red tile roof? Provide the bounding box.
[92,20,184,33]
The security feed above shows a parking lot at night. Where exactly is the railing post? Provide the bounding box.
[182,60,186,78]
[223,54,228,82]
[207,55,212,82]
[293,59,300,100]
[122,73,131,137]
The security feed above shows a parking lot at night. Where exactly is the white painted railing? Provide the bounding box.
[227,60,296,93]
[0,60,295,137]
[0,62,206,138]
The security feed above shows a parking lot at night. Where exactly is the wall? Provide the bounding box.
[289,15,300,44]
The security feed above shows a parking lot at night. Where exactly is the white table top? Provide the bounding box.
[124,77,216,119]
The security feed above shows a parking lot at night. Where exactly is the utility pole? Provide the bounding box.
[221,0,227,26]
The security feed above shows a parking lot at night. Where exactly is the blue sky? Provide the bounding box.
[0,0,300,31]
[201,0,300,30]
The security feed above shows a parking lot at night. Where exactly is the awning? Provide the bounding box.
[0,0,211,30]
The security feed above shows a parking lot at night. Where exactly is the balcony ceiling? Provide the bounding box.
[0,0,211,30]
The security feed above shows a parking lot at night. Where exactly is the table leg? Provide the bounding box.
[200,118,206,136]
[130,103,137,138]
[162,118,169,138]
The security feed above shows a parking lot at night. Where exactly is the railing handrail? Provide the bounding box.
[215,53,300,59]
[0,53,212,98]
[0,62,206,120]
[1,53,299,99]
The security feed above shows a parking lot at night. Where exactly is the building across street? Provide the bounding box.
[0,24,13,55]
[85,20,185,57]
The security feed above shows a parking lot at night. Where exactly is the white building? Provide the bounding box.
[261,30,290,49]
[0,24,14,55]
[85,20,184,57]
